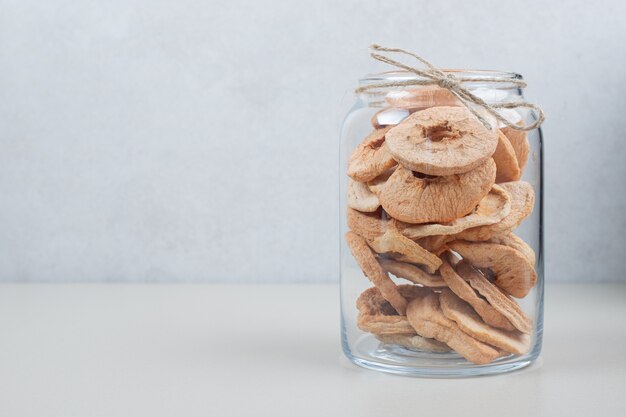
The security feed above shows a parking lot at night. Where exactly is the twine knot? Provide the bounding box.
[355,45,545,131]
[438,76,458,90]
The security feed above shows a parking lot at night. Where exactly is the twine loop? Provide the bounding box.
[355,45,545,131]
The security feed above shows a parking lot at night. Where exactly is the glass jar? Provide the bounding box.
[339,70,543,377]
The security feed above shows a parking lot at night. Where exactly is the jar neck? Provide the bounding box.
[357,70,525,106]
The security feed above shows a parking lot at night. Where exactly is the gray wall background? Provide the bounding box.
[0,0,624,282]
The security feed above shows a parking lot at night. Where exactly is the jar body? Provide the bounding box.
[340,73,543,377]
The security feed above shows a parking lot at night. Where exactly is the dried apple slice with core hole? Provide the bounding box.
[375,159,496,224]
[385,106,499,176]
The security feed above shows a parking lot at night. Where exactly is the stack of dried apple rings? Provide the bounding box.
[346,87,536,365]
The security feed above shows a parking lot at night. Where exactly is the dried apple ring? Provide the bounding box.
[448,240,537,298]
[406,292,501,365]
[501,126,531,173]
[356,285,429,334]
[379,258,447,288]
[396,184,511,239]
[375,333,451,352]
[367,228,442,274]
[439,256,515,331]
[440,290,531,355]
[493,130,521,183]
[488,233,536,266]
[456,181,534,241]
[346,231,408,314]
[347,179,380,212]
[346,207,388,240]
[456,261,533,334]
[375,159,496,224]
[385,106,499,176]
[347,127,397,182]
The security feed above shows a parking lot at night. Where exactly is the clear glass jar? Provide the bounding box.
[339,70,543,377]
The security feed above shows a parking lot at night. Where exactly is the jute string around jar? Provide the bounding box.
[355,45,545,132]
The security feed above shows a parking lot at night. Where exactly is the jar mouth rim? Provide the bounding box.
[359,69,523,84]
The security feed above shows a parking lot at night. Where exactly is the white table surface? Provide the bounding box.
[0,283,624,417]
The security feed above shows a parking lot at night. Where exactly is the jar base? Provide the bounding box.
[343,333,540,378]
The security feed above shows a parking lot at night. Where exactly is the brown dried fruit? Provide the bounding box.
[366,167,396,195]
[375,333,451,352]
[346,207,388,241]
[397,184,511,239]
[347,179,380,212]
[488,233,536,266]
[501,126,531,173]
[347,127,397,182]
[439,290,531,355]
[448,241,537,298]
[414,235,452,254]
[375,159,496,224]
[346,231,408,314]
[359,285,429,312]
[457,261,533,334]
[356,285,429,335]
[439,256,515,331]
[358,314,414,335]
[384,87,461,109]
[455,181,535,241]
[406,292,501,365]
[493,130,521,183]
[367,228,442,274]
[385,106,499,176]
[379,258,447,287]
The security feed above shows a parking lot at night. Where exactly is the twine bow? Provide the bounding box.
[355,45,545,131]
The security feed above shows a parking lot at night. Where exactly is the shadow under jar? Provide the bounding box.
[339,70,543,377]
